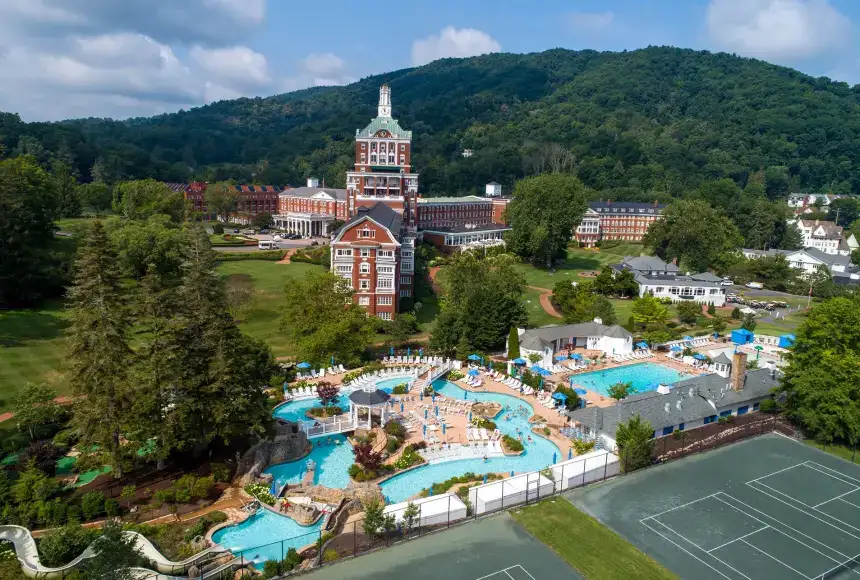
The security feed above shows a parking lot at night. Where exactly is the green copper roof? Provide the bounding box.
[356,116,412,139]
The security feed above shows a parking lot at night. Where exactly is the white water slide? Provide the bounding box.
[0,525,239,579]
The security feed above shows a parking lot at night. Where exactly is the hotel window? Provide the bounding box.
[379,312,392,321]
[400,155,405,164]
[695,288,705,296]
[400,276,411,285]
[389,155,395,164]
[335,249,353,257]
[377,296,393,305]
[361,143,366,150]
[370,154,377,163]
[669,287,679,295]
[359,280,370,290]
[358,296,370,305]
[336,265,352,275]
[378,266,394,275]
[400,289,411,297]
[377,278,393,289]
[371,142,376,151]
[655,287,664,293]
[360,154,366,162]
[359,229,375,239]
[378,250,393,259]
[359,263,370,274]
[400,144,405,151]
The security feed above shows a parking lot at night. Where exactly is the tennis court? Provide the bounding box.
[567,433,860,579]
[298,512,582,580]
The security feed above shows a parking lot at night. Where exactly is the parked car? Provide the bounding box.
[258,240,278,250]
[232,229,240,234]
[273,234,282,240]
[260,229,269,234]
[721,279,734,286]
[745,282,764,289]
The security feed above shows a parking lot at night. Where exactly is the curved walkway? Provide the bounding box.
[277,247,298,264]
[528,286,562,319]
[0,525,230,579]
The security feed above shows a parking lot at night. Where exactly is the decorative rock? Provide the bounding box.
[234,568,254,579]
[187,566,200,578]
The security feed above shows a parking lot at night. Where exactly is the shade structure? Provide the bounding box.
[571,353,583,360]
[400,402,404,412]
[552,392,568,401]
[554,354,568,361]
[467,369,480,376]
[424,409,428,419]
[754,345,764,351]
[552,452,557,464]
[512,357,527,365]
[468,411,472,422]
[467,354,482,361]
[636,342,649,349]
[532,366,552,376]
[407,347,411,356]
[693,353,707,360]
[423,424,426,436]
[670,345,683,352]
[296,362,311,369]
[683,336,693,341]
[330,354,335,365]
[434,405,439,416]
[574,388,587,395]
[778,334,795,348]
[568,448,573,460]
[731,328,755,345]
[349,389,391,406]
[464,391,468,400]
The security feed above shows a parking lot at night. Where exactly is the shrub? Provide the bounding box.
[572,439,596,455]
[154,489,174,504]
[191,476,215,500]
[470,417,496,430]
[446,370,464,381]
[385,438,401,454]
[394,445,423,470]
[243,483,275,506]
[731,307,741,320]
[423,385,435,397]
[707,303,716,315]
[262,560,280,579]
[37,524,99,567]
[542,427,551,436]
[384,420,406,438]
[347,464,362,478]
[212,223,224,234]
[308,406,343,417]
[217,250,285,262]
[206,510,228,525]
[80,492,104,521]
[322,548,339,563]
[209,462,230,483]
[104,499,120,517]
[392,384,408,394]
[759,399,778,413]
[502,435,524,453]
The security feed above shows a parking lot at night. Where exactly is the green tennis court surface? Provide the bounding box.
[567,434,860,580]
[299,513,583,580]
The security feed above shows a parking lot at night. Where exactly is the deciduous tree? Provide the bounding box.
[12,383,64,440]
[631,294,668,326]
[205,182,239,223]
[114,179,185,222]
[607,381,635,401]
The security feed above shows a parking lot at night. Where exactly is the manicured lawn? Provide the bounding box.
[511,499,678,580]
[0,303,72,412]
[805,439,860,464]
[523,288,560,327]
[210,234,256,246]
[515,245,643,290]
[217,260,325,357]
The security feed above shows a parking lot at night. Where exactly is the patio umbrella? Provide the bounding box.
[419,348,424,356]
[483,475,487,484]
[389,346,394,356]
[670,345,683,352]
[636,342,649,349]
[464,391,468,400]
[407,347,411,356]
[755,345,764,360]
[467,354,482,361]
[330,354,335,366]
[683,336,693,342]
[424,409,428,419]
[693,353,707,360]
[489,361,494,370]
[574,388,587,395]
[552,452,557,463]
[428,488,433,496]
[297,362,311,369]
[568,448,573,460]
[435,405,439,416]
[442,423,446,435]
[420,391,424,401]
[400,402,404,412]
[571,353,583,360]
[468,411,472,422]
[713,332,720,338]
[510,471,515,477]
[467,369,480,376]
[539,376,544,389]
[423,424,426,436]
[552,392,568,404]
[432,392,436,402]
[512,357,527,365]
[554,354,568,361]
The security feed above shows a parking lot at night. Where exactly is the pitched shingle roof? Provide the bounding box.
[335,202,402,239]
[280,187,348,201]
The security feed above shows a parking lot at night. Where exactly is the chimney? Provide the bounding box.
[730,352,747,391]
[307,177,320,188]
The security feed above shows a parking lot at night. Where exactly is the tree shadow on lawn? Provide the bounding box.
[0,309,70,346]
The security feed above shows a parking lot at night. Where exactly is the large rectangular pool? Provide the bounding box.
[570,362,692,397]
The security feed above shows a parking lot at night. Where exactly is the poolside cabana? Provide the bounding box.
[731,328,755,345]
[384,493,467,527]
[348,388,392,429]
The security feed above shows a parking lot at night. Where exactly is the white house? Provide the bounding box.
[787,193,844,208]
[613,256,726,306]
[790,219,850,256]
[510,322,633,367]
[485,181,502,197]
[742,247,854,276]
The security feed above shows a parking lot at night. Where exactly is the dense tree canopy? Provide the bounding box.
[505,173,587,267]
[552,280,617,325]
[4,47,860,199]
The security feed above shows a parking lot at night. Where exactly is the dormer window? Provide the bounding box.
[359,228,375,239]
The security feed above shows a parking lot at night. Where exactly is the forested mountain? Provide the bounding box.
[3,46,860,198]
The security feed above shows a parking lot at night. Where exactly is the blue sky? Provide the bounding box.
[0,0,858,121]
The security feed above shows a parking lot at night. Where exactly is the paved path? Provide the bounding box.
[528,286,562,318]
[277,247,298,264]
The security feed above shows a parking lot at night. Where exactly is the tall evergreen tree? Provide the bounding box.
[67,221,133,477]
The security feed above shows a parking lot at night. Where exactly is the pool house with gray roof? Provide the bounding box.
[614,255,727,306]
[509,322,634,369]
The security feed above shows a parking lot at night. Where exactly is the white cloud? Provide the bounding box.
[706,0,851,60]
[300,52,354,86]
[411,26,501,66]
[191,45,271,86]
[566,12,615,33]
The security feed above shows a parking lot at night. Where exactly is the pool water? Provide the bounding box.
[379,379,561,503]
[263,435,354,492]
[212,508,323,567]
[272,395,349,423]
[374,376,414,391]
[570,362,691,397]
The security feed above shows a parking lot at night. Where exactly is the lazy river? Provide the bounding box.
[211,507,324,566]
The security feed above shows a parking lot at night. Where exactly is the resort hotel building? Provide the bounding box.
[575,201,666,247]
[567,352,779,450]
[613,256,727,306]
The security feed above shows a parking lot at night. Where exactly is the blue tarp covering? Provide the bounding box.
[693,353,707,360]
[778,334,796,348]
[512,357,527,364]
[731,329,755,345]
[670,345,683,352]
[636,341,649,348]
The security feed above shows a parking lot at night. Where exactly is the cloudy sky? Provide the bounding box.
[1,0,858,121]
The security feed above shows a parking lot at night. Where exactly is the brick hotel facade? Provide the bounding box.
[575,201,665,247]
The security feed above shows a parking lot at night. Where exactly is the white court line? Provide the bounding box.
[746,482,860,540]
[516,565,536,580]
[801,461,860,489]
[814,488,859,508]
[475,565,533,580]
[748,462,805,484]
[805,461,860,487]
[739,539,810,579]
[754,480,815,508]
[640,520,735,580]
[650,518,753,580]
[640,493,719,521]
[715,493,860,576]
[840,498,860,510]
[707,527,770,553]
[503,572,515,580]
[813,552,860,580]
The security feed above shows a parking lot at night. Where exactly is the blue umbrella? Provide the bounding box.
[400,402,404,412]
[419,348,424,356]
[464,391,468,400]
[283,381,288,391]
[297,362,311,369]
[467,354,482,361]
[331,354,335,366]
[423,424,427,436]
[467,369,480,376]
[670,345,683,352]
[407,347,411,356]
[428,488,433,496]
[510,471,515,477]
[552,452,557,463]
[552,392,568,401]
[636,342,649,349]
[435,405,439,416]
[424,409,428,419]
[512,357,527,365]
[571,353,582,360]
[389,346,394,355]
[568,448,573,460]
[574,388,587,395]
[420,391,424,401]
[713,332,720,338]
[442,423,446,435]
[489,361,494,370]
[468,411,472,422]
[483,474,487,484]
[539,376,544,388]
[432,393,436,403]
[693,353,707,360]
[554,354,568,361]
[683,336,693,341]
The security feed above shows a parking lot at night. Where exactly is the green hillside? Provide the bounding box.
[3,46,860,197]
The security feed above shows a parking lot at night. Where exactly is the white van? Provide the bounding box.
[258,240,278,250]
[745,281,764,289]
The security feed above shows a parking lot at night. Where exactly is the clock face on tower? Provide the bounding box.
[376,130,390,138]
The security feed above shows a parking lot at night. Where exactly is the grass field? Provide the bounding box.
[514,244,644,290]
[522,288,559,327]
[218,260,325,357]
[511,499,678,580]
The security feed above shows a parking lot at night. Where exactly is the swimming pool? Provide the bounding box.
[570,362,691,397]
[263,435,354,492]
[379,380,561,503]
[211,508,323,567]
[272,375,414,423]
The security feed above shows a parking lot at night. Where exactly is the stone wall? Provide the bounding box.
[236,422,309,485]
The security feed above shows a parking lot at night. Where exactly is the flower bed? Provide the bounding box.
[243,482,276,505]
[501,435,524,454]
